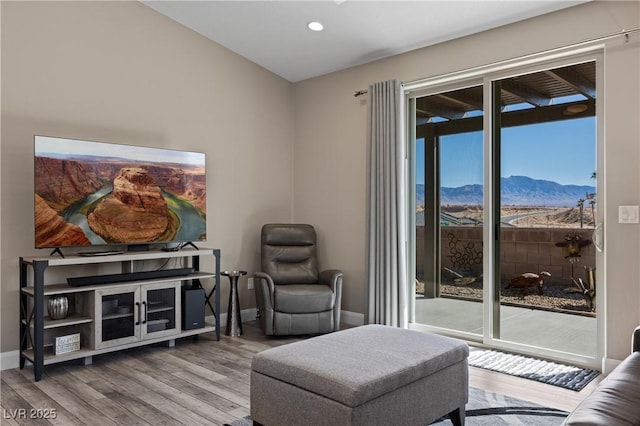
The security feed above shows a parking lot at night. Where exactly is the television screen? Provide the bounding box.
[34,136,206,249]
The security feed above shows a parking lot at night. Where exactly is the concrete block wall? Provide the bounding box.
[416,226,596,286]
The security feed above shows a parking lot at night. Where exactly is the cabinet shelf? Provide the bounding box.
[20,272,216,296]
[43,314,93,329]
[22,347,95,366]
[147,306,174,314]
[102,313,135,321]
[19,248,221,381]
[22,314,94,329]
[22,322,217,366]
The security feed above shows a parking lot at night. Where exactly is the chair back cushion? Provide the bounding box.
[262,224,319,284]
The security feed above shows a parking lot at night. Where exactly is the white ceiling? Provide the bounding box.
[143,0,588,83]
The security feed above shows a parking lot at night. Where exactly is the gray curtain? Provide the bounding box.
[366,79,408,328]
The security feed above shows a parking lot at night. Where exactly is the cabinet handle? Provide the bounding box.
[135,302,141,325]
[142,301,147,324]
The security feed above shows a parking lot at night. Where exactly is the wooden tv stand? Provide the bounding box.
[19,248,220,381]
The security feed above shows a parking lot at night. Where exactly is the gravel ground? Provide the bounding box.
[417,279,595,315]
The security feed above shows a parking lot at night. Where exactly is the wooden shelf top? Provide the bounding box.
[44,314,93,329]
[22,247,219,266]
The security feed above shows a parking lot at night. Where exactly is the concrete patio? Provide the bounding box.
[413,297,597,357]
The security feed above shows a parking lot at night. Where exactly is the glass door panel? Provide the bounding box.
[494,62,597,357]
[95,286,139,349]
[142,282,180,339]
[414,85,485,336]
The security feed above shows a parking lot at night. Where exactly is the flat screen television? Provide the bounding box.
[34,136,206,251]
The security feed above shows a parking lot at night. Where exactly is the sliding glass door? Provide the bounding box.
[410,55,601,367]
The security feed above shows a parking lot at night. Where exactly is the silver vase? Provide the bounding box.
[48,295,69,320]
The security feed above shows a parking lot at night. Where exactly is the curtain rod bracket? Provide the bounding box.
[354,90,368,97]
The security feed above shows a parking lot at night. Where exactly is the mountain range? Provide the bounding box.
[416,175,595,207]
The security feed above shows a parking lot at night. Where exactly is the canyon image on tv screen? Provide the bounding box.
[34,136,206,249]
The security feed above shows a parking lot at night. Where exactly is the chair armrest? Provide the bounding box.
[319,269,343,293]
[254,272,275,306]
[633,325,640,353]
[319,270,343,331]
[254,272,276,335]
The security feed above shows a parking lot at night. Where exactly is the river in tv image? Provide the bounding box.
[61,186,206,244]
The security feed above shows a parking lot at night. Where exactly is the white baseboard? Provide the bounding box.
[1,350,19,371]
[207,308,258,326]
[341,310,365,326]
[603,356,623,375]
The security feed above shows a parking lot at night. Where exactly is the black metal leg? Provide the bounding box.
[33,261,47,381]
[448,407,465,426]
[19,258,27,370]
[214,251,221,341]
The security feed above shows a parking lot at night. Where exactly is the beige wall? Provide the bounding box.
[293,1,640,362]
[2,0,639,366]
[1,1,294,354]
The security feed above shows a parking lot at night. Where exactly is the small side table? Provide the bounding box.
[221,270,247,337]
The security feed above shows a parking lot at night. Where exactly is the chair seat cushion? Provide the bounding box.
[274,284,334,313]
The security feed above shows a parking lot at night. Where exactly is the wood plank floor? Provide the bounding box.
[1,322,601,425]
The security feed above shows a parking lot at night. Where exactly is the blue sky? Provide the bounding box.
[416,117,596,187]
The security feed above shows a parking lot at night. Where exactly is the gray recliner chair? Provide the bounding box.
[254,224,343,336]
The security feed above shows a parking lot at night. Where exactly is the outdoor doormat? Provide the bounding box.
[468,349,599,391]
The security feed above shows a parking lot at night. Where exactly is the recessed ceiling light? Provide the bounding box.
[307,21,324,32]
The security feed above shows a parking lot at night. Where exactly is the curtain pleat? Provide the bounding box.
[366,79,408,328]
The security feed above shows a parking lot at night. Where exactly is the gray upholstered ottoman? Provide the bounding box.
[250,324,469,426]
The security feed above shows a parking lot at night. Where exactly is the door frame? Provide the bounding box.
[407,47,605,370]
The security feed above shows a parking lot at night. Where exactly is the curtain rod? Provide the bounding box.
[353,26,640,97]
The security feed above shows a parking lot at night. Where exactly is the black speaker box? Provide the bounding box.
[182,287,205,330]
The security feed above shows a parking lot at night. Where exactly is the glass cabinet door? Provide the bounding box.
[95,285,140,349]
[141,282,181,340]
